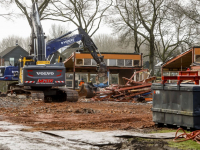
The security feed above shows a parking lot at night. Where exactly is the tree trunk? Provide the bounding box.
[133,9,140,53]
[134,29,140,53]
[149,34,155,76]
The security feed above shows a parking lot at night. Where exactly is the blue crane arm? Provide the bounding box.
[46,27,107,82]
[46,34,83,58]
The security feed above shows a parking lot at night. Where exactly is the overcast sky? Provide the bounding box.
[0,3,112,41]
[0,17,112,41]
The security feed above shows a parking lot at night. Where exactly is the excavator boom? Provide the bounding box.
[46,27,107,82]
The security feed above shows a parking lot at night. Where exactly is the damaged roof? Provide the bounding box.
[162,48,192,69]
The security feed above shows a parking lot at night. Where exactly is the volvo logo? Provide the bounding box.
[36,72,54,75]
[61,39,74,45]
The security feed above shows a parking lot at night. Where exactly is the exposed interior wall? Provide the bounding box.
[118,69,134,85]
[194,48,200,63]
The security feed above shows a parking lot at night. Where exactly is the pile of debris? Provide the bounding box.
[91,70,156,102]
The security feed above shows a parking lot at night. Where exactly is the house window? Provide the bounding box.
[76,59,83,65]
[9,58,14,66]
[104,59,107,65]
[134,60,140,66]
[163,72,169,76]
[125,59,132,66]
[0,68,5,77]
[98,77,106,83]
[66,73,89,89]
[4,61,9,66]
[66,81,73,88]
[90,73,107,84]
[93,59,107,66]
[109,74,119,84]
[84,59,91,65]
[66,73,73,80]
[109,59,117,66]
[196,55,200,62]
[117,59,124,66]
[78,73,88,83]
[66,73,73,88]
[90,74,97,83]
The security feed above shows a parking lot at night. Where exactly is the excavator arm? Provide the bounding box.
[46,27,107,83]
[46,33,82,58]
[78,27,107,82]
[31,2,46,61]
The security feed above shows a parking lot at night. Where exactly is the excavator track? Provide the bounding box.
[6,83,78,102]
[29,90,44,101]
[57,87,79,102]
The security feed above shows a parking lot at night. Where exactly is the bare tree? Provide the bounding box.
[108,0,145,53]
[93,34,142,53]
[170,0,200,45]
[151,0,200,64]
[11,0,51,28]
[0,36,30,52]
[45,0,112,36]
[175,0,200,24]
[154,1,193,63]
[110,0,164,75]
[9,0,51,54]
[0,1,15,19]
[135,0,165,75]
[48,23,69,39]
[92,34,118,52]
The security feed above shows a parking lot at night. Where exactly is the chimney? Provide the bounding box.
[16,40,18,46]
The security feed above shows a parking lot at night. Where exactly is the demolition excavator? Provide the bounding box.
[6,2,107,102]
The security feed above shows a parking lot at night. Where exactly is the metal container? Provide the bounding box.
[152,83,200,129]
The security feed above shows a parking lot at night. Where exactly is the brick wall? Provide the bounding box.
[0,58,4,66]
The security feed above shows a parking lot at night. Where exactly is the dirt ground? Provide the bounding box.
[0,96,154,131]
[0,96,196,150]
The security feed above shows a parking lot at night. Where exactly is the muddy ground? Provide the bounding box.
[0,96,154,131]
[0,96,190,150]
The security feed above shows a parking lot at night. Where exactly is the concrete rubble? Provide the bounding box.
[91,70,156,102]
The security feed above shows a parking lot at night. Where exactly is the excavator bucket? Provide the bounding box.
[78,27,108,84]
[78,82,98,98]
